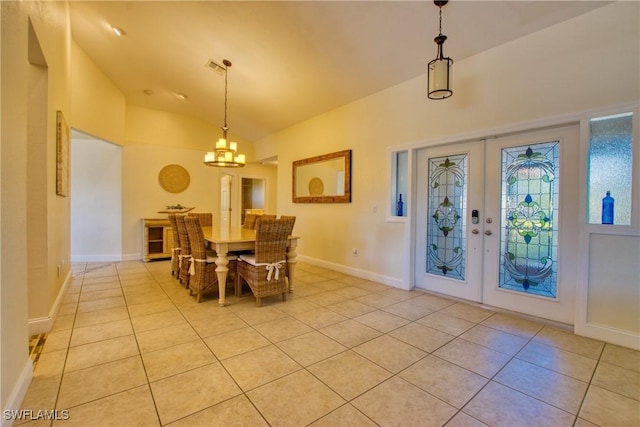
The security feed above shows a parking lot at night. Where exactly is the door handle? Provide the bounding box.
[484,230,492,236]
[472,229,479,234]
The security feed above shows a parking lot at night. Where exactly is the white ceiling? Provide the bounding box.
[69,1,609,143]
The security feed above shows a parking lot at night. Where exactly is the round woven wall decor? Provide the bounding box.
[158,164,190,193]
[308,177,324,196]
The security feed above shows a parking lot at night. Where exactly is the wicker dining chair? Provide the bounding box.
[237,218,290,307]
[254,214,276,230]
[184,216,219,302]
[279,215,296,280]
[167,214,182,278]
[242,213,258,230]
[187,212,213,227]
[174,215,192,288]
[279,215,296,235]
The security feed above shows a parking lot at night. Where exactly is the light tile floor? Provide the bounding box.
[18,260,640,427]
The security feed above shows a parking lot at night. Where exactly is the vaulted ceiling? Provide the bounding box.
[69,1,609,143]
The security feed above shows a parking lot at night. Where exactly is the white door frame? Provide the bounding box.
[408,123,581,324]
[481,125,580,324]
[403,102,638,342]
[414,141,485,302]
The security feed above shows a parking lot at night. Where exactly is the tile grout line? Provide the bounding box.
[145,263,273,426]
[571,343,607,427]
[48,262,90,426]
[115,262,165,427]
[35,261,635,427]
[455,321,576,425]
[55,264,155,420]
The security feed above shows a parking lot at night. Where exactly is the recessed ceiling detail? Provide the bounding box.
[110,25,125,37]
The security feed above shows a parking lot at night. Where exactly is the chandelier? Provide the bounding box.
[427,0,453,100]
[204,59,246,167]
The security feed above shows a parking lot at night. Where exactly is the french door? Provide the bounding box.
[415,126,579,323]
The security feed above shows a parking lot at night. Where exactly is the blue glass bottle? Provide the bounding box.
[396,194,404,217]
[602,191,614,224]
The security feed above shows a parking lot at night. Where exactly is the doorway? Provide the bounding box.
[70,131,122,261]
[241,177,266,224]
[414,125,580,323]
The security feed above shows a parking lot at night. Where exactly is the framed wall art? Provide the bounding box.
[56,110,70,197]
[293,149,351,203]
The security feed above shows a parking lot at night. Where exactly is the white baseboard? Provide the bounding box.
[575,322,640,351]
[1,359,33,427]
[297,255,406,289]
[27,269,71,336]
[70,254,123,262]
[71,253,144,262]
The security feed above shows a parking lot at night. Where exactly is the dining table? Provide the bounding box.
[202,226,300,307]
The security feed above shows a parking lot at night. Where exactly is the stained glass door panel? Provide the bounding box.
[415,142,484,302]
[427,154,467,280]
[482,125,578,323]
[499,142,559,298]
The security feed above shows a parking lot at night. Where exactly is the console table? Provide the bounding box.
[142,218,173,261]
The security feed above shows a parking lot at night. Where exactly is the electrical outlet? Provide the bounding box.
[372,205,377,213]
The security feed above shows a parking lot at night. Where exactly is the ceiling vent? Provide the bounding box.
[205,59,227,75]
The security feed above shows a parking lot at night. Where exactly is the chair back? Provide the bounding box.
[187,212,212,227]
[168,214,181,248]
[279,215,296,236]
[184,216,206,259]
[255,214,276,229]
[242,213,258,229]
[254,218,290,264]
[174,215,191,255]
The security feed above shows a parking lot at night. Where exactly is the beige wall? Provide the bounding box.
[259,2,639,285]
[122,105,274,259]
[39,5,72,325]
[71,42,126,145]
[126,104,252,158]
[1,0,71,413]
[121,143,276,259]
[70,42,274,262]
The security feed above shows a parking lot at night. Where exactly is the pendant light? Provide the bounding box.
[204,59,246,167]
[427,0,453,100]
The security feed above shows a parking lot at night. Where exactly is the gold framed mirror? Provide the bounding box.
[293,150,351,203]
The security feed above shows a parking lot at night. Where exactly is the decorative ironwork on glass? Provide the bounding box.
[500,142,559,298]
[427,154,467,279]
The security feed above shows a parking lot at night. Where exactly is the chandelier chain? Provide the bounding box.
[223,64,228,130]
[203,58,245,166]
